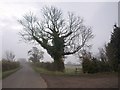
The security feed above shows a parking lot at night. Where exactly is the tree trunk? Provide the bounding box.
[53,56,65,72]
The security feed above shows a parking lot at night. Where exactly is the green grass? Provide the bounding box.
[32,63,118,77]
[32,64,83,76]
[2,67,21,79]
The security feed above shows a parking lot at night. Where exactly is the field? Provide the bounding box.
[65,64,82,68]
[33,64,83,76]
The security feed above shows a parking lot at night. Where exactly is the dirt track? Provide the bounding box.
[2,61,47,88]
[41,73,118,88]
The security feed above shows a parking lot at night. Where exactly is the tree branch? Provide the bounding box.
[62,31,72,38]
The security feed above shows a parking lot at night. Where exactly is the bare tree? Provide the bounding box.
[5,51,15,61]
[98,44,108,62]
[28,47,44,63]
[18,6,94,71]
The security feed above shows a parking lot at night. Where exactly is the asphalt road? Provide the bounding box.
[2,60,47,88]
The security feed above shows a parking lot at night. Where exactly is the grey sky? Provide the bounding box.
[0,1,118,64]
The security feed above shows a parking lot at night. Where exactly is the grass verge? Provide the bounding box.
[0,70,1,79]
[2,67,21,79]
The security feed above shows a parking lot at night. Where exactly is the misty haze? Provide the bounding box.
[0,1,119,89]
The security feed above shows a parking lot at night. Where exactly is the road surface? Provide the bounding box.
[2,60,47,88]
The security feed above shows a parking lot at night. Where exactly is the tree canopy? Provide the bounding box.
[19,6,94,71]
[4,51,15,61]
[28,47,44,63]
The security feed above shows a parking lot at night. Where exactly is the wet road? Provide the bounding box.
[2,60,47,88]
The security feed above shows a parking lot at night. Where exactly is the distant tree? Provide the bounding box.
[97,45,111,72]
[5,51,15,61]
[79,49,93,73]
[79,49,92,59]
[18,6,94,71]
[106,24,120,71]
[98,44,108,62]
[28,47,44,63]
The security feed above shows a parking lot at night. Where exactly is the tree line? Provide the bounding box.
[81,25,120,73]
[2,51,20,72]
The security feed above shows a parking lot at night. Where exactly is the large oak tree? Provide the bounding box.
[18,6,93,71]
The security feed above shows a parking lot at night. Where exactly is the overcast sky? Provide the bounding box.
[0,1,118,64]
